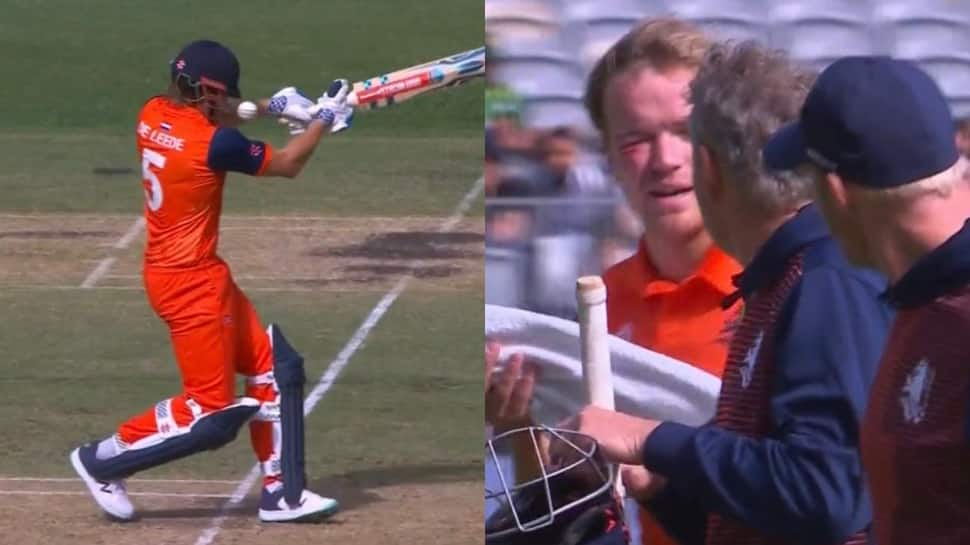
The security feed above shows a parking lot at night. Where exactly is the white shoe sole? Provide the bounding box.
[259,497,339,523]
[70,448,135,522]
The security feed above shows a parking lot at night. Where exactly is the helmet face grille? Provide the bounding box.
[173,72,205,103]
[485,427,619,543]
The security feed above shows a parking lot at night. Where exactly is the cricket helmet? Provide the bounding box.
[485,427,628,545]
[169,39,242,100]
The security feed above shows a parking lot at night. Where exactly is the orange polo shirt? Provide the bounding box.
[603,240,742,545]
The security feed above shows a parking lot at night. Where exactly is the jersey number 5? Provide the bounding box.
[141,149,166,212]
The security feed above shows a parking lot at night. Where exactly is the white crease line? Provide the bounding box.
[192,176,483,545]
[0,490,232,499]
[0,477,240,484]
[114,217,146,249]
[79,257,117,289]
[79,217,145,288]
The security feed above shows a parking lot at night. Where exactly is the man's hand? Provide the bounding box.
[484,342,499,386]
[311,79,355,133]
[622,465,667,502]
[557,405,662,465]
[485,342,539,432]
[267,87,315,135]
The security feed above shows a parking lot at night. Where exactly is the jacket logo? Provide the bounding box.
[718,304,744,345]
[739,331,764,388]
[900,358,934,424]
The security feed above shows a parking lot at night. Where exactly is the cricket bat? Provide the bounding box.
[576,275,626,500]
[577,276,614,410]
[347,46,485,110]
[234,46,484,122]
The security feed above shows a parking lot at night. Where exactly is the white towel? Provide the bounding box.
[485,304,721,427]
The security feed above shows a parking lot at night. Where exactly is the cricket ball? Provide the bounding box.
[237,101,259,120]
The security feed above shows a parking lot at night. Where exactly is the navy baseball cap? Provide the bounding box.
[763,56,958,188]
[170,40,241,98]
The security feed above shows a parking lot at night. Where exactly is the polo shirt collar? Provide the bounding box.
[734,204,829,299]
[884,218,970,308]
[637,240,738,298]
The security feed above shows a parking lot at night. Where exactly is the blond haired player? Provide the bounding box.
[486,19,741,545]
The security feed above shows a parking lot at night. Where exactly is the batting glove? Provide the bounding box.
[311,79,355,134]
[268,86,315,135]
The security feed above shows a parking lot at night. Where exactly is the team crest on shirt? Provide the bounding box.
[899,358,934,424]
[739,331,764,388]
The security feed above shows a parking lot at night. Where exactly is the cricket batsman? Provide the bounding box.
[69,39,352,523]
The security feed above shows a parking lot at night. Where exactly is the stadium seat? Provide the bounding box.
[767,0,880,60]
[916,57,970,103]
[669,0,767,23]
[562,0,656,25]
[577,21,640,73]
[769,0,871,23]
[490,40,586,98]
[664,0,769,43]
[952,98,970,121]
[693,18,769,43]
[770,19,876,66]
[872,0,970,23]
[487,17,560,45]
[888,19,970,59]
[522,95,595,132]
[491,35,578,60]
[485,0,555,15]
[579,38,617,74]
[583,19,643,44]
[491,58,586,99]
[486,0,563,44]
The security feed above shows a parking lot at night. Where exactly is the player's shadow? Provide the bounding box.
[136,462,478,521]
[131,497,259,522]
[307,462,480,512]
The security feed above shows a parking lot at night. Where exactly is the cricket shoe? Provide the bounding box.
[258,484,339,523]
[70,443,136,522]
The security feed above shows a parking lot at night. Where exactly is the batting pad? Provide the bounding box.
[485,304,721,427]
[85,399,260,481]
[269,323,307,507]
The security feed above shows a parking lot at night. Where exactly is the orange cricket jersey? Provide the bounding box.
[135,96,272,268]
[603,239,742,545]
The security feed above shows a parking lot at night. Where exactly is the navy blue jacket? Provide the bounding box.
[640,206,893,545]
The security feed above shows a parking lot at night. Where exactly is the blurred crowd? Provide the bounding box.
[485,44,641,319]
[484,0,970,320]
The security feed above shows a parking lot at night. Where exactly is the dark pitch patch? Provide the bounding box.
[309,231,483,260]
[0,230,115,240]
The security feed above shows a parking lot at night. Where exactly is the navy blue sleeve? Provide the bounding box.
[642,483,707,545]
[207,127,270,175]
[641,263,891,544]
